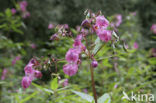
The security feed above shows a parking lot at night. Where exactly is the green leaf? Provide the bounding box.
[51,77,58,90]
[148,57,156,65]
[70,28,78,35]
[12,26,24,34]
[5,8,12,18]
[0,81,6,84]
[20,91,38,103]
[93,37,103,55]
[98,93,111,103]
[72,90,94,102]
[44,88,54,94]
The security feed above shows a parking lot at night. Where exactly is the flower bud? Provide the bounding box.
[34,70,42,78]
[21,76,32,89]
[81,19,90,28]
[91,60,98,68]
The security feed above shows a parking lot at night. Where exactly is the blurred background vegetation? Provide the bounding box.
[0,0,156,103]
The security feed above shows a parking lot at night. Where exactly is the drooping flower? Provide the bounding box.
[1,69,8,80]
[63,63,78,76]
[95,15,109,28]
[11,8,16,15]
[96,29,112,42]
[21,76,32,89]
[151,24,156,34]
[81,19,90,28]
[73,35,86,52]
[91,60,98,68]
[65,48,79,63]
[62,79,68,87]
[133,42,139,49]
[34,70,42,78]
[24,64,34,76]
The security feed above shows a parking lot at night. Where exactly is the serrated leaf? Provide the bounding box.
[72,90,94,102]
[51,77,58,90]
[98,93,111,103]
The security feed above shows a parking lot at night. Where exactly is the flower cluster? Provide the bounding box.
[21,58,42,89]
[151,24,156,34]
[63,34,85,76]
[19,0,30,18]
[10,0,30,18]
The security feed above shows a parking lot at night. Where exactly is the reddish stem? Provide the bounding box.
[90,63,98,103]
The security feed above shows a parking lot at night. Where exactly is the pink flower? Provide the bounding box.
[50,33,59,41]
[95,15,109,28]
[34,70,42,78]
[19,1,28,12]
[24,64,34,76]
[12,56,21,65]
[125,44,129,49]
[91,60,98,68]
[96,29,112,42]
[151,24,156,34]
[1,69,8,80]
[63,63,78,76]
[133,42,139,49]
[64,24,69,29]
[76,26,88,35]
[81,19,90,28]
[21,76,31,89]
[62,79,68,87]
[114,84,118,88]
[30,43,36,49]
[48,24,54,29]
[115,14,122,27]
[11,8,16,15]
[65,48,79,63]
[73,35,86,52]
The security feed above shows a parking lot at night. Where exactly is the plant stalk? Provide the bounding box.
[90,63,98,103]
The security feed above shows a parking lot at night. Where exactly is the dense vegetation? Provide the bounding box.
[0,0,156,103]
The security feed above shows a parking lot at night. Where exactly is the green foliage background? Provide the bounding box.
[0,0,156,103]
